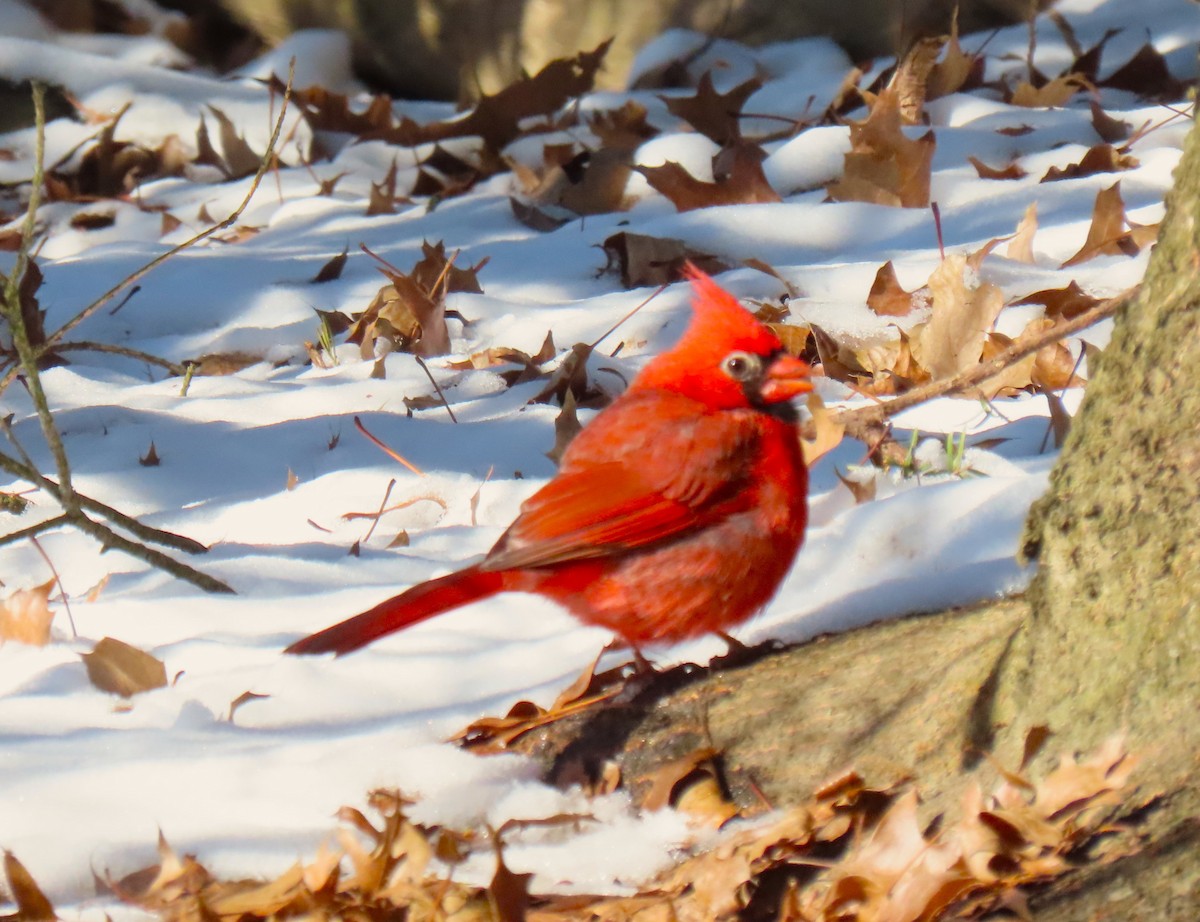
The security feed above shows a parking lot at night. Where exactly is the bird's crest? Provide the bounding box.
[680,263,782,355]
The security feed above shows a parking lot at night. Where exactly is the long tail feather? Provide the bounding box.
[284,566,504,656]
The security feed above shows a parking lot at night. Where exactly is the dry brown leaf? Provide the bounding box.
[836,468,877,504]
[82,637,167,698]
[349,247,458,357]
[312,247,348,283]
[768,322,811,357]
[980,331,1037,398]
[969,156,1027,180]
[1006,202,1039,264]
[601,232,730,289]
[546,388,582,465]
[3,850,56,921]
[661,72,762,146]
[366,158,401,215]
[1014,280,1100,320]
[0,580,55,646]
[1041,143,1138,182]
[522,147,633,218]
[450,651,625,752]
[866,260,920,317]
[638,142,780,212]
[373,42,611,154]
[892,35,945,123]
[828,87,934,208]
[1009,74,1090,108]
[1025,319,1086,390]
[927,17,982,100]
[911,253,1005,379]
[1062,181,1159,267]
[801,392,846,465]
[1100,42,1187,100]
[1089,101,1131,144]
[588,100,658,150]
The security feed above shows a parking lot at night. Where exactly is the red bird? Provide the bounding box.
[286,266,812,656]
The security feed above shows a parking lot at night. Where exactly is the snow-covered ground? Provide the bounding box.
[0,0,1196,915]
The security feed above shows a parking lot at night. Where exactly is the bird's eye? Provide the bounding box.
[721,351,761,382]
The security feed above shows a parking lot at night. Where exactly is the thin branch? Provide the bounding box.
[414,355,458,423]
[0,513,70,549]
[352,416,424,475]
[824,287,1131,444]
[0,61,296,397]
[30,534,76,637]
[0,448,209,554]
[70,514,234,594]
[53,340,188,376]
[0,84,81,520]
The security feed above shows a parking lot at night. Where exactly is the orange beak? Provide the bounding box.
[759,353,813,404]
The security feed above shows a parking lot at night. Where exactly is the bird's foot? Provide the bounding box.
[709,632,784,669]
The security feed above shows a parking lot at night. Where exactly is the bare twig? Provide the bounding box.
[353,416,424,475]
[0,70,295,594]
[0,513,70,549]
[361,478,396,545]
[0,62,296,396]
[0,448,210,555]
[68,514,233,594]
[414,355,458,423]
[52,340,188,376]
[823,287,1131,445]
[29,534,76,636]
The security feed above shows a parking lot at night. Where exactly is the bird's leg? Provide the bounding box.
[710,630,779,669]
[630,646,657,676]
[716,631,748,655]
[600,636,659,677]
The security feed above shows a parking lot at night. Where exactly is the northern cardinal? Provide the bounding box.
[286,266,811,656]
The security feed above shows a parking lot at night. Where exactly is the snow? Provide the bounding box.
[0,0,1197,915]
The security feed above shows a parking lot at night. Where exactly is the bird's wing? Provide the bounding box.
[482,402,761,571]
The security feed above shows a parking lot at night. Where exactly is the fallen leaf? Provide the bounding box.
[205,105,262,179]
[801,392,845,465]
[1089,101,1131,143]
[892,35,945,123]
[488,842,533,922]
[866,260,919,316]
[828,88,934,208]
[911,253,1005,379]
[546,388,581,464]
[312,247,349,283]
[0,580,56,646]
[376,42,611,154]
[969,156,1026,180]
[82,637,168,698]
[3,851,55,921]
[1006,202,1039,264]
[69,210,117,230]
[836,468,877,504]
[661,73,762,145]
[927,16,983,100]
[601,232,730,289]
[1009,74,1089,108]
[587,100,658,150]
[1041,143,1138,182]
[139,441,160,467]
[637,142,780,212]
[980,331,1036,397]
[228,690,270,723]
[1015,280,1100,320]
[1062,181,1159,267]
[1099,42,1186,99]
